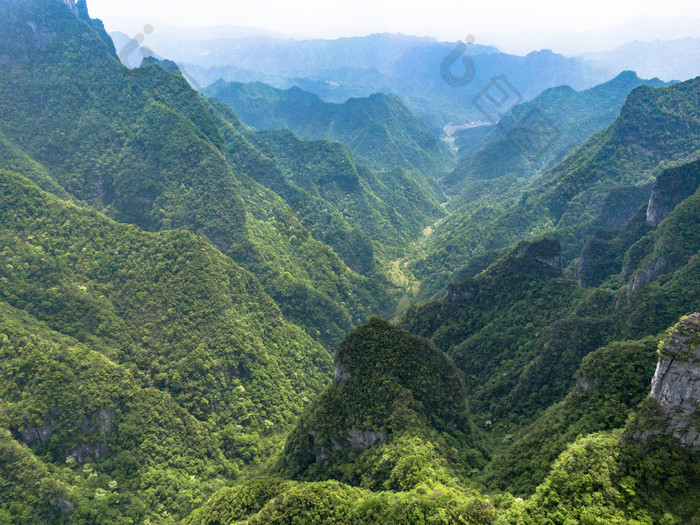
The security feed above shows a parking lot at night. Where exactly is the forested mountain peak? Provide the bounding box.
[277,317,482,485]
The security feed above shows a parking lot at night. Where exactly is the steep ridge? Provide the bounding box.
[504,315,700,523]
[633,314,700,449]
[208,102,400,344]
[484,336,660,494]
[403,157,700,429]
[0,0,407,348]
[403,239,613,426]
[446,71,667,190]
[412,77,700,299]
[278,318,483,486]
[204,80,453,175]
[574,158,700,288]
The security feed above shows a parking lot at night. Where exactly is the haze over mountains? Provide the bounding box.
[110,30,613,131]
[481,15,700,55]
[1,0,700,524]
[108,16,700,136]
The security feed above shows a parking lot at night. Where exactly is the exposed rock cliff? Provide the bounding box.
[516,238,562,268]
[646,159,700,227]
[632,313,700,449]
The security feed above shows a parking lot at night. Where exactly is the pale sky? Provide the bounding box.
[88,0,700,43]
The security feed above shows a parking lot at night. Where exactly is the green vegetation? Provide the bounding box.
[413,77,700,299]
[204,80,454,175]
[185,478,496,525]
[484,337,660,494]
[0,301,233,524]
[446,71,667,189]
[0,0,429,349]
[0,168,335,522]
[2,1,700,523]
[278,318,484,487]
[499,427,700,524]
[248,128,445,264]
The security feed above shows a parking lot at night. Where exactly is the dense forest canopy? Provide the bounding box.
[0,0,699,523]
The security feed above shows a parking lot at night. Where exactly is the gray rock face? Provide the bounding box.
[21,421,59,446]
[333,361,350,384]
[646,188,666,228]
[56,497,74,516]
[308,428,386,463]
[70,442,107,463]
[345,430,386,449]
[516,238,562,269]
[646,160,700,227]
[647,313,700,449]
[625,255,665,296]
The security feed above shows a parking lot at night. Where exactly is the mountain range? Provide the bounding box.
[445,70,668,188]
[204,80,453,175]
[1,1,699,524]
[109,30,612,132]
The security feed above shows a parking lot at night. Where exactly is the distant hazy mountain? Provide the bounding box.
[110,31,610,132]
[584,38,700,81]
[481,16,700,56]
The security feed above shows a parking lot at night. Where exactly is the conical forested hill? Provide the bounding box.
[278,318,484,486]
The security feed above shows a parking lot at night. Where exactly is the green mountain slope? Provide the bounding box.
[185,319,496,525]
[278,318,484,488]
[0,0,410,348]
[502,315,700,524]
[3,2,700,523]
[0,168,334,521]
[0,0,246,247]
[203,80,453,175]
[403,239,617,427]
[247,128,445,264]
[484,336,659,494]
[0,301,233,524]
[209,103,400,343]
[413,77,700,299]
[446,71,667,190]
